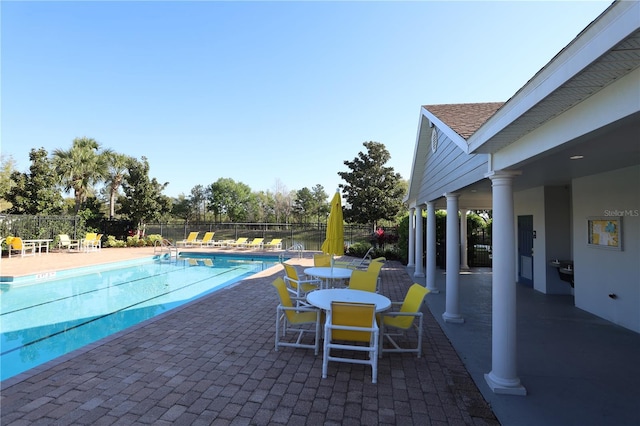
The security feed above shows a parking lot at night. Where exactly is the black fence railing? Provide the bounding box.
[144,222,375,252]
[0,214,82,240]
[0,215,379,253]
[0,214,489,266]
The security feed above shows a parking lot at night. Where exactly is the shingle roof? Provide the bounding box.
[423,102,504,140]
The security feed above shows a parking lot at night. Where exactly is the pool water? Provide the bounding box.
[0,254,281,381]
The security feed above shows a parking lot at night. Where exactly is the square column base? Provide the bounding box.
[442,313,464,323]
[484,373,527,396]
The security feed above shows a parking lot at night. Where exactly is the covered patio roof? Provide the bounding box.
[408,0,640,209]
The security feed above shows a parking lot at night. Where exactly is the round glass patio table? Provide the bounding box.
[304,266,353,289]
[306,288,391,312]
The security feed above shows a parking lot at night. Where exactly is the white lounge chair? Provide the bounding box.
[57,234,80,252]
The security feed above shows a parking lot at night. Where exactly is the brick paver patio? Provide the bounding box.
[0,251,498,425]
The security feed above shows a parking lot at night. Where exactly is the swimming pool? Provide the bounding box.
[0,253,282,382]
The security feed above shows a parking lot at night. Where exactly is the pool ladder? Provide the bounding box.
[154,239,180,259]
[279,243,305,261]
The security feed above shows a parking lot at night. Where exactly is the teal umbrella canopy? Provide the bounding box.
[321,191,344,256]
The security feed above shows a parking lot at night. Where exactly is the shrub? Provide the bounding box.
[146,234,163,246]
[104,235,126,248]
[126,236,141,247]
[346,242,373,258]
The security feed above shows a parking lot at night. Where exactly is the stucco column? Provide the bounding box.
[460,208,469,270]
[407,207,416,268]
[443,193,463,323]
[426,201,439,293]
[485,171,526,395]
[414,205,425,278]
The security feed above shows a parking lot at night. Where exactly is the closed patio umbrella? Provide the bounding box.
[321,190,344,256]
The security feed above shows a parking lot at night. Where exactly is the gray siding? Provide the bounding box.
[418,128,488,203]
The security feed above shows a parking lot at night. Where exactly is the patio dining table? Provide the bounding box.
[23,239,53,254]
[304,266,352,289]
[306,288,391,312]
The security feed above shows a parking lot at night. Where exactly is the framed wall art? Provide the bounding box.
[587,216,622,251]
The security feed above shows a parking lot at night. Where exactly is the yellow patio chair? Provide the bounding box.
[313,253,332,267]
[264,238,283,250]
[272,277,322,355]
[246,238,264,249]
[194,231,215,247]
[365,257,385,292]
[226,237,249,248]
[282,263,321,299]
[57,234,80,252]
[81,233,102,252]
[94,234,103,250]
[323,301,379,383]
[176,232,200,247]
[7,237,36,258]
[347,269,378,293]
[379,283,430,358]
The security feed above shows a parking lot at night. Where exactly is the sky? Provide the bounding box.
[1,0,613,199]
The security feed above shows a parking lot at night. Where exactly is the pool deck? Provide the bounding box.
[0,247,499,425]
[2,247,638,425]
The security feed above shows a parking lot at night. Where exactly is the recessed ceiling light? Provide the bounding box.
[570,155,584,160]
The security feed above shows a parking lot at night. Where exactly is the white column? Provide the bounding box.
[460,208,469,270]
[408,207,416,268]
[443,193,463,323]
[484,171,526,395]
[414,205,425,278]
[426,201,439,293]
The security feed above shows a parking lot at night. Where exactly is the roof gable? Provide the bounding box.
[424,102,504,140]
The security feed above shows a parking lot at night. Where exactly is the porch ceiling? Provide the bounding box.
[445,110,640,211]
[473,29,640,155]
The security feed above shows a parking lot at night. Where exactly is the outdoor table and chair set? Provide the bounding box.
[273,254,430,384]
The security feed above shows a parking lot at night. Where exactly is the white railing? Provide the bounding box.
[280,243,305,261]
[154,238,179,258]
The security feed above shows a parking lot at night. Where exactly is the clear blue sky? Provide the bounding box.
[1,0,612,198]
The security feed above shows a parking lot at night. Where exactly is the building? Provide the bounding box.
[405,0,639,395]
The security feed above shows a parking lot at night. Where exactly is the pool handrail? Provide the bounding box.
[280,242,305,261]
[154,239,180,258]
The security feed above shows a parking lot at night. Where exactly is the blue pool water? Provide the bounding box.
[0,253,281,381]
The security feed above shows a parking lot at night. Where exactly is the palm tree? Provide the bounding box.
[53,137,108,213]
[104,152,132,219]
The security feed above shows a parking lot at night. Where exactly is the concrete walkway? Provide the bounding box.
[411,266,640,426]
[0,249,498,425]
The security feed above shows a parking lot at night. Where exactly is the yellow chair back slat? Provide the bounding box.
[313,253,332,267]
[283,263,300,290]
[366,259,384,275]
[347,270,378,293]
[330,301,375,342]
[12,237,24,250]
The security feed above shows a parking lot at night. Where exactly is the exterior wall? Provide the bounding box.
[515,185,574,295]
[544,186,573,295]
[419,126,488,203]
[572,165,640,332]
